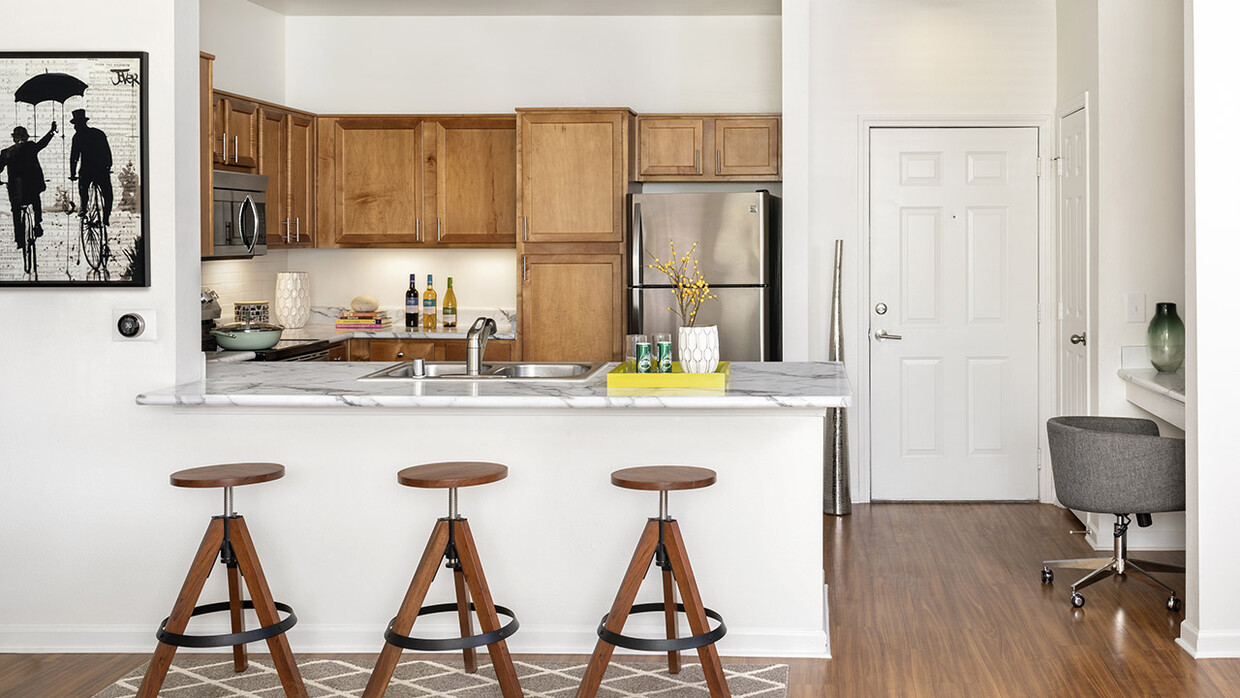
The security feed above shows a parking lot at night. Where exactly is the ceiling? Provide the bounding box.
[243,0,780,16]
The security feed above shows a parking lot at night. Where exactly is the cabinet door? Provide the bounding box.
[286,113,315,247]
[519,111,627,244]
[425,118,516,247]
[217,94,259,170]
[441,339,514,362]
[328,118,423,246]
[200,53,214,256]
[257,107,290,245]
[328,342,349,362]
[368,339,437,363]
[714,117,779,178]
[520,254,623,362]
[638,117,704,177]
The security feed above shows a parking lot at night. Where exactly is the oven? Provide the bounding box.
[208,171,268,259]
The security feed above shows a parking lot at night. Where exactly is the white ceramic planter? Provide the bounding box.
[273,271,311,329]
[678,325,720,373]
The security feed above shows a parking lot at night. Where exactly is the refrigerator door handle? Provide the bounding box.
[630,201,643,286]
[629,288,644,334]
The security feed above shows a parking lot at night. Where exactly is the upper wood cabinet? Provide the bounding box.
[260,107,315,249]
[317,115,516,248]
[213,92,259,171]
[636,114,780,182]
[200,53,214,257]
[517,109,634,245]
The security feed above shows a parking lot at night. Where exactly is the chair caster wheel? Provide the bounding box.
[1041,568,1053,584]
[1070,592,1085,608]
[1167,596,1182,612]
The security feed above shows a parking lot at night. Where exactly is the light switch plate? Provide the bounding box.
[1126,293,1147,323]
[113,309,157,341]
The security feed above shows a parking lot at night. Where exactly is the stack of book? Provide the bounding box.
[335,310,392,331]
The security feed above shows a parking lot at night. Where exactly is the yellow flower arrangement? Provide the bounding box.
[647,240,718,327]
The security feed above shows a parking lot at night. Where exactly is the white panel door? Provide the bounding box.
[1058,107,1091,417]
[870,127,1040,501]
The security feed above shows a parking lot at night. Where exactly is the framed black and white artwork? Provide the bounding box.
[0,51,148,287]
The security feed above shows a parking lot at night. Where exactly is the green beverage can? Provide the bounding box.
[636,340,653,373]
[656,339,672,373]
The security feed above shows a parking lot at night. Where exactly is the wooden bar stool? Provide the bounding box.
[363,461,523,698]
[138,463,306,698]
[577,466,731,698]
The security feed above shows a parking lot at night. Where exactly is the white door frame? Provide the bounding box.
[855,115,1057,504]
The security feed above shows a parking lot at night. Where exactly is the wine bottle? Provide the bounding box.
[422,274,437,331]
[443,277,458,329]
[404,274,419,329]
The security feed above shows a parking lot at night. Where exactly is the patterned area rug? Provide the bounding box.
[94,657,789,697]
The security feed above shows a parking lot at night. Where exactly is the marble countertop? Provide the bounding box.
[139,361,852,409]
[1117,367,1186,404]
[207,323,518,362]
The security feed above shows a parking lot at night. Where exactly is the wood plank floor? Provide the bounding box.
[5,503,1240,696]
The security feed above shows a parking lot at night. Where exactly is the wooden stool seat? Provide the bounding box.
[170,462,285,488]
[610,466,716,491]
[398,461,508,489]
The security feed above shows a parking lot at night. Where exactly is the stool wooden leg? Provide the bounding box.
[455,519,524,698]
[664,520,731,698]
[453,566,478,673]
[137,518,225,698]
[363,519,451,698]
[229,516,308,698]
[575,520,661,698]
[226,564,248,672]
[662,568,681,674]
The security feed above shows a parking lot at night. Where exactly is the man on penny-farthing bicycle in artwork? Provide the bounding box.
[68,108,113,272]
[0,121,57,254]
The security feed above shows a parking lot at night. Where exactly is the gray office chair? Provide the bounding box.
[1041,416,1185,610]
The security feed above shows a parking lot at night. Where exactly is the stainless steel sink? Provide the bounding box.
[359,361,607,382]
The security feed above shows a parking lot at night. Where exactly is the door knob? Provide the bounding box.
[874,329,903,341]
[1070,333,1087,345]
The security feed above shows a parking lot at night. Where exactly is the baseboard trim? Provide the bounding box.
[1177,623,1240,658]
[1177,620,1200,656]
[0,623,829,658]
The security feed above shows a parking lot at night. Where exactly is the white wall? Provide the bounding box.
[804,0,1057,498]
[1183,0,1240,659]
[200,0,286,103]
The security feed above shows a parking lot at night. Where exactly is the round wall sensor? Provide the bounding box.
[117,313,146,339]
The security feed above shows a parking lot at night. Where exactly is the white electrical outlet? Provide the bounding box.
[1126,293,1147,323]
[113,309,157,341]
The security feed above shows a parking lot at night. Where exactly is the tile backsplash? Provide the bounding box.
[201,250,288,320]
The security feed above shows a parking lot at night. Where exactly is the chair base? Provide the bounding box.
[384,602,519,651]
[598,602,726,652]
[157,599,297,648]
[1042,514,1184,611]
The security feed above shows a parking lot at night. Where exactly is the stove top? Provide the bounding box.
[251,338,331,361]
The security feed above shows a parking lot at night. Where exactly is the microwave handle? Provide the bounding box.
[239,195,258,253]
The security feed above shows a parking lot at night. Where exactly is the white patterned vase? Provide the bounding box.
[678,325,719,374]
[273,271,311,329]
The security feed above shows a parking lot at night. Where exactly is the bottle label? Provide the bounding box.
[443,309,457,324]
[424,299,436,309]
[636,342,653,373]
[657,341,672,373]
[406,298,418,313]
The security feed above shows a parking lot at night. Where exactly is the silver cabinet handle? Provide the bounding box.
[716,149,722,175]
[295,217,301,241]
[415,217,421,242]
[695,149,701,174]
[283,219,291,242]
[1070,333,1087,345]
[874,329,903,341]
[396,351,404,359]
[523,216,529,242]
[232,135,239,163]
[436,217,442,242]
[522,256,528,282]
[217,133,227,160]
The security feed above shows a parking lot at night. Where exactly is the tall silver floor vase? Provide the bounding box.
[825,240,852,515]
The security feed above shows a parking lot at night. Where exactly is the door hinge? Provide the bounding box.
[1037,446,1043,470]
[1057,301,1065,321]
[1036,157,1042,178]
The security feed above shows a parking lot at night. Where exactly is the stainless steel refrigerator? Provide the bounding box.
[628,191,781,361]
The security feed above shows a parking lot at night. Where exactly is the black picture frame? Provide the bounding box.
[0,51,149,287]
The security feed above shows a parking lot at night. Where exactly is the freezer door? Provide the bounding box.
[631,192,769,286]
[633,286,769,361]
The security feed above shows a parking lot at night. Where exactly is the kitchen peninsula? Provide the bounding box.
[136,361,848,657]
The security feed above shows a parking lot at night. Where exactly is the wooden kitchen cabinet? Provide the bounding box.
[441,339,514,362]
[636,114,780,182]
[367,339,438,363]
[213,92,259,170]
[200,52,214,256]
[328,341,349,362]
[517,109,634,245]
[317,115,515,249]
[259,107,315,249]
[519,254,624,362]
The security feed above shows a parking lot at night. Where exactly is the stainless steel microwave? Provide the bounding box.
[207,171,267,259]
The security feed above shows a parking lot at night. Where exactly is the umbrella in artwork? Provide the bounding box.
[14,72,87,106]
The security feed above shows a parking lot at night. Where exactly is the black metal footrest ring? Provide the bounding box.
[384,602,519,652]
[156,600,297,648]
[597,602,727,652]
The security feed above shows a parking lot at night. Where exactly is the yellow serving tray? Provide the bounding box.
[606,361,730,389]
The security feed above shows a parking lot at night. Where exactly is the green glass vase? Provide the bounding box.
[1147,302,1185,372]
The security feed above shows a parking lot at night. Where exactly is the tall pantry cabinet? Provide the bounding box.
[515,109,635,362]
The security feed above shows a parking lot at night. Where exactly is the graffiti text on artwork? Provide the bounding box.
[110,68,140,86]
